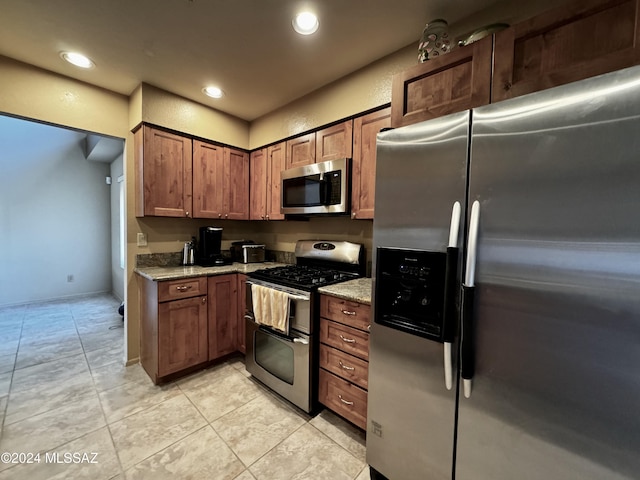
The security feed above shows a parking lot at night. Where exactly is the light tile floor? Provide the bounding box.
[0,294,370,479]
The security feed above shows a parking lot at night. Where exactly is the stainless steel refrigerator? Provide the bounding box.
[366,66,640,480]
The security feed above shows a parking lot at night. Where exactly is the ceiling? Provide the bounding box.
[0,0,552,122]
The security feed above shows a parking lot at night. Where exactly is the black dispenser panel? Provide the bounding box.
[375,247,447,341]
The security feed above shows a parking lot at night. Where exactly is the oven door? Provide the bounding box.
[245,315,313,412]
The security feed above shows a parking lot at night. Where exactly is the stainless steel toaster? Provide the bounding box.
[231,241,266,263]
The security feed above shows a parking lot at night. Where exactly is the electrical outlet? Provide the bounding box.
[67,274,74,283]
[137,232,147,247]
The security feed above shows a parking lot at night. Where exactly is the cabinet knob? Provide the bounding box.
[504,82,512,91]
[225,214,228,219]
[266,214,269,220]
[218,214,222,219]
[186,211,190,217]
[261,215,265,220]
[351,212,356,219]
[202,297,206,304]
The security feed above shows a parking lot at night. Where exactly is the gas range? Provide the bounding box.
[248,240,365,291]
[248,264,359,291]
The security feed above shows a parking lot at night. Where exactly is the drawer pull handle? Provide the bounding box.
[339,334,356,344]
[341,310,356,316]
[338,395,354,406]
[176,285,192,292]
[339,360,355,371]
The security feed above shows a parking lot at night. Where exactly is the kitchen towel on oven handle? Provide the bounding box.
[251,284,290,334]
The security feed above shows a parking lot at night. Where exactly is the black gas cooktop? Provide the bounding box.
[249,264,359,291]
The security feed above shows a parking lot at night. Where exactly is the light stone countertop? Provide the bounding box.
[318,277,372,305]
[134,262,286,282]
[136,263,373,305]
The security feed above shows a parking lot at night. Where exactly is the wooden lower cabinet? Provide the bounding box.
[208,274,239,360]
[318,294,371,429]
[319,369,368,430]
[138,273,243,384]
[158,295,208,377]
[236,274,247,354]
[139,275,208,383]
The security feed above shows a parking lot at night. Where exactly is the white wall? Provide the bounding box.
[110,154,125,301]
[0,115,112,306]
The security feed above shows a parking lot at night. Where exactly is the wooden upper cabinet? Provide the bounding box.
[135,125,193,218]
[226,147,250,220]
[193,140,224,218]
[285,132,316,169]
[391,35,493,128]
[249,148,268,220]
[250,142,285,221]
[493,0,640,103]
[352,108,391,220]
[267,142,286,220]
[193,142,248,220]
[316,120,353,162]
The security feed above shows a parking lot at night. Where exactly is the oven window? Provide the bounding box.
[255,330,294,385]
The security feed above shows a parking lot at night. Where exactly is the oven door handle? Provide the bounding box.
[257,325,308,344]
[246,281,310,301]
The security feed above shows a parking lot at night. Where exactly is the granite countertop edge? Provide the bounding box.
[136,263,373,304]
[318,277,372,305]
[134,262,287,281]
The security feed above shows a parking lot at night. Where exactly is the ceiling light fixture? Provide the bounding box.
[60,51,94,69]
[293,12,319,35]
[203,86,224,98]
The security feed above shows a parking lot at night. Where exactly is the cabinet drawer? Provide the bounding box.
[319,369,367,430]
[320,295,371,332]
[320,344,368,390]
[320,319,369,361]
[158,277,207,302]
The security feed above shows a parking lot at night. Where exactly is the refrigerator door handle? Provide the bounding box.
[461,200,480,398]
[442,201,461,390]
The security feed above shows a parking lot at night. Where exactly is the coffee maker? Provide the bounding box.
[198,226,224,266]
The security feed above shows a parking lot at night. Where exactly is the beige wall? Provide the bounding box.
[250,45,415,149]
[139,83,250,149]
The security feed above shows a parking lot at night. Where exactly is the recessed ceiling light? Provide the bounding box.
[293,12,319,35]
[203,86,224,98]
[60,51,94,69]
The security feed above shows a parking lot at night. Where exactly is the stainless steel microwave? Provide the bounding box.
[281,158,350,215]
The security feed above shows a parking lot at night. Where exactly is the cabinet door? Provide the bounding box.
[285,132,316,169]
[391,35,492,127]
[208,274,238,359]
[352,108,390,219]
[226,147,250,220]
[267,142,286,220]
[237,274,247,354]
[137,126,193,218]
[315,120,353,162]
[493,0,640,103]
[249,148,268,220]
[158,295,208,376]
[193,140,224,218]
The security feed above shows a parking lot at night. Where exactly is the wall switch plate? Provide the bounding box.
[137,232,147,247]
